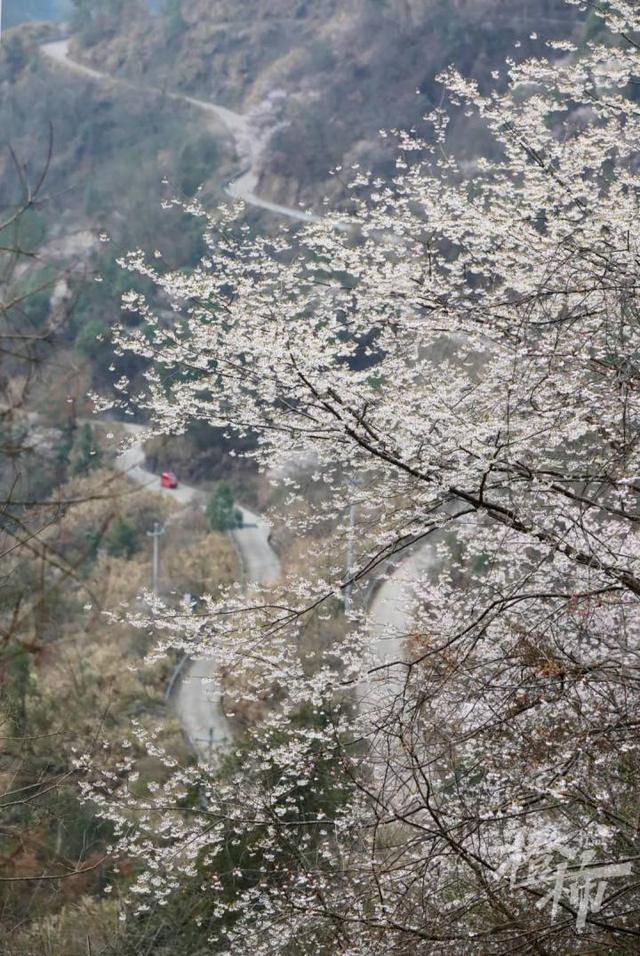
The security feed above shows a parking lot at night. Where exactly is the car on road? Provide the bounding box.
[160,471,178,489]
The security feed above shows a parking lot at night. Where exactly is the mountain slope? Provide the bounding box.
[74,0,580,205]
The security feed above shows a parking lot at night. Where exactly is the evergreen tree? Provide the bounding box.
[70,423,101,476]
[206,482,243,532]
[106,516,138,558]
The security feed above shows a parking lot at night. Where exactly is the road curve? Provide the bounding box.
[360,543,439,723]
[52,33,433,754]
[113,424,280,759]
[115,422,202,507]
[174,505,280,760]
[41,39,319,225]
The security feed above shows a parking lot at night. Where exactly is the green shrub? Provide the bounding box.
[106,516,139,558]
[206,482,243,532]
[70,423,102,476]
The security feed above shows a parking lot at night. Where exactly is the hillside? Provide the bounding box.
[3,1,630,952]
[0,22,239,410]
[72,0,581,205]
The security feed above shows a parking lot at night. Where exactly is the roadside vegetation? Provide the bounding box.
[5,1,640,953]
[0,18,243,950]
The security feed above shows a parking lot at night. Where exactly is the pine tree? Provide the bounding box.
[206,482,243,532]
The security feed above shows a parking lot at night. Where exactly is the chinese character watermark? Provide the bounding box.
[496,833,632,932]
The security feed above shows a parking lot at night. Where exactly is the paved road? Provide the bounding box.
[41,39,319,225]
[174,505,280,759]
[50,35,434,757]
[115,422,201,507]
[113,424,280,759]
[363,544,439,705]
[360,540,442,815]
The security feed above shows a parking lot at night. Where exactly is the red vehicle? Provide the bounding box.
[160,471,178,489]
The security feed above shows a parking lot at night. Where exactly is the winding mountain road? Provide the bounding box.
[114,424,279,759]
[48,38,431,760]
[363,544,439,702]
[41,39,319,224]
[174,504,280,759]
[115,420,432,761]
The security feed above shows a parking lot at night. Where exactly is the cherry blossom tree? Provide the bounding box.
[89,1,640,951]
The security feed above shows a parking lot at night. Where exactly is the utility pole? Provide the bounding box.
[147,521,165,596]
[344,498,355,614]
